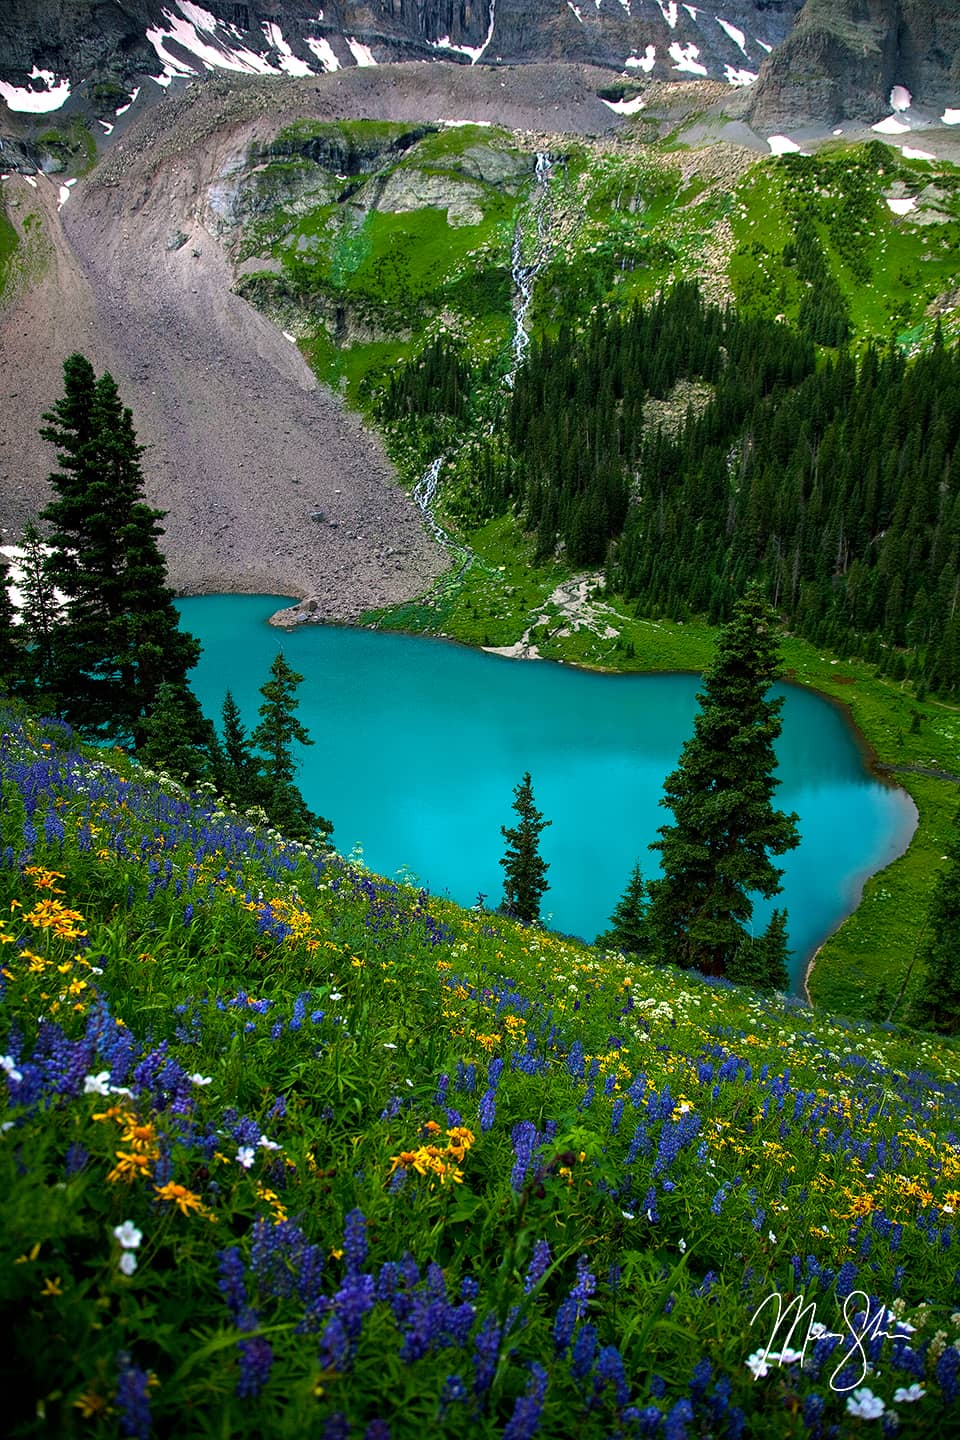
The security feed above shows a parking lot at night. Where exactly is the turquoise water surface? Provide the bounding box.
[177,594,916,989]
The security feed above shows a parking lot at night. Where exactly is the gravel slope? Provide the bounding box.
[0,63,624,620]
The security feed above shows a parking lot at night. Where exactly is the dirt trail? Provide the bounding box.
[0,62,618,619]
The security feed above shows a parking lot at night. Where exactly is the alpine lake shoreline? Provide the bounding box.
[177,504,949,1028]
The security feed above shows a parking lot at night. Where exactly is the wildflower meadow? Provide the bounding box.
[2,704,960,1438]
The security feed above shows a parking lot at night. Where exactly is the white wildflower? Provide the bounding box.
[236,1146,256,1169]
[113,1221,142,1250]
[846,1387,884,1419]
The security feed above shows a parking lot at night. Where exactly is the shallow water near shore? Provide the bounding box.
[178,594,916,991]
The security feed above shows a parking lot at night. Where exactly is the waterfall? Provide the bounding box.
[505,151,553,390]
[411,152,554,567]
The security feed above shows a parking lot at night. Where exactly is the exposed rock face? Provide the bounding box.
[749,0,960,128]
[0,0,803,99]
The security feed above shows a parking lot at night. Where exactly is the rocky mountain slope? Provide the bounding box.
[0,1,801,101]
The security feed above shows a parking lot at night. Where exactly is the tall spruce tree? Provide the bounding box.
[251,653,332,843]
[596,860,649,955]
[0,554,24,695]
[16,520,61,699]
[216,689,257,807]
[39,354,199,744]
[645,585,800,977]
[499,771,551,924]
[910,804,960,1034]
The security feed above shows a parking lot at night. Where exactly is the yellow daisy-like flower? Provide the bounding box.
[154,1181,208,1216]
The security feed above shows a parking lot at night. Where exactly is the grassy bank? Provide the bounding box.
[2,705,960,1437]
[365,515,954,1024]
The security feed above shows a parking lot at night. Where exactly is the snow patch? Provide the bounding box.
[716,16,747,54]
[626,45,657,72]
[900,145,935,161]
[0,66,71,113]
[602,95,646,115]
[98,120,114,134]
[305,37,340,71]
[114,86,142,117]
[942,109,960,125]
[872,115,910,134]
[756,38,773,53]
[57,184,71,209]
[684,4,702,20]
[440,118,492,127]
[262,22,313,76]
[890,84,911,112]
[146,6,277,76]
[669,42,708,76]
[567,1,584,21]
[24,175,38,187]
[886,196,917,215]
[724,66,757,87]
[282,331,297,343]
[767,135,802,155]
[345,38,377,67]
[657,1,679,29]
[150,71,175,87]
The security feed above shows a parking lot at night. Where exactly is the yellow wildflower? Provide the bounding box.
[154,1181,208,1216]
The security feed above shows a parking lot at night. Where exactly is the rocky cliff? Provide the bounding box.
[0,0,801,103]
[748,0,960,126]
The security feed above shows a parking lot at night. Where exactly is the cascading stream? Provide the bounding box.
[506,152,553,390]
[411,151,555,574]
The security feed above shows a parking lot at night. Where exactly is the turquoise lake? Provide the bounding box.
[177,594,917,990]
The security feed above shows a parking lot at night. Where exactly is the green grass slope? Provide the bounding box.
[2,706,960,1437]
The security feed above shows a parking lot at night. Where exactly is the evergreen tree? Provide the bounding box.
[910,804,960,1034]
[499,771,551,924]
[0,554,24,696]
[39,354,199,744]
[216,689,257,806]
[251,653,332,843]
[138,681,215,786]
[596,860,649,955]
[645,585,800,977]
[728,908,791,992]
[16,520,61,698]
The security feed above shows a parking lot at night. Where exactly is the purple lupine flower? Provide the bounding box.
[319,1313,350,1372]
[628,1406,665,1436]
[343,1209,367,1274]
[472,1312,502,1395]
[114,1360,153,1440]
[510,1120,540,1192]
[478,1088,497,1132]
[571,1255,596,1318]
[594,1345,630,1406]
[487,1056,504,1089]
[936,1345,960,1403]
[502,1362,549,1440]
[524,1239,552,1293]
[460,1276,479,1302]
[835,1261,858,1299]
[364,1423,390,1440]
[217,1248,247,1319]
[440,1374,467,1412]
[324,1414,350,1440]
[237,1336,273,1398]
[335,1273,375,1340]
[570,1323,598,1380]
[663,1397,694,1440]
[553,1295,578,1354]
